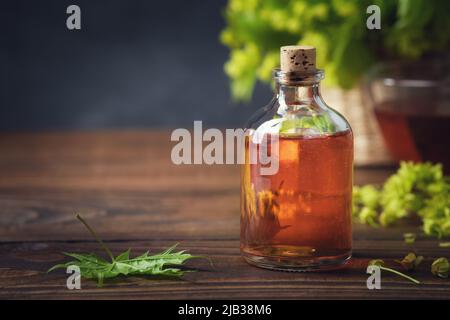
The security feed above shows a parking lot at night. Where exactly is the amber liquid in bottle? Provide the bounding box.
[240,45,353,271]
[241,131,353,269]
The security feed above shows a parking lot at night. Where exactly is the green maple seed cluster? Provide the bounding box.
[353,162,450,238]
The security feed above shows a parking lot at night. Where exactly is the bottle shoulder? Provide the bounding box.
[246,95,352,138]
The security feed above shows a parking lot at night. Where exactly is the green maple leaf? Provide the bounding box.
[48,215,205,286]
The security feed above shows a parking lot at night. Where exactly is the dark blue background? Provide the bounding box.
[0,0,272,131]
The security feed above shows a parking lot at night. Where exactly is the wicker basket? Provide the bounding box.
[322,86,392,166]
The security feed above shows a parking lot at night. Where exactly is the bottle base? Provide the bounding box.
[241,246,351,272]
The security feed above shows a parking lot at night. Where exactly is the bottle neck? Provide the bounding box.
[277,82,321,107]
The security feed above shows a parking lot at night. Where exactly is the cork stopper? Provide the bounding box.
[280,45,316,73]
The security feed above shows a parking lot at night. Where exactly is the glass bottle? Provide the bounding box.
[241,46,353,271]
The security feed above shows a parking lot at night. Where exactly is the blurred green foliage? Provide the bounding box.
[220,0,450,101]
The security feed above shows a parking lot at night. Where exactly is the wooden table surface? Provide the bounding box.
[0,130,449,299]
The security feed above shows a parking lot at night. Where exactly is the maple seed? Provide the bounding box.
[431,257,449,278]
[368,259,420,284]
[395,252,423,271]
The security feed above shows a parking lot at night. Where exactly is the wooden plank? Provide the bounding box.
[0,130,448,299]
[0,238,449,300]
[0,130,393,242]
